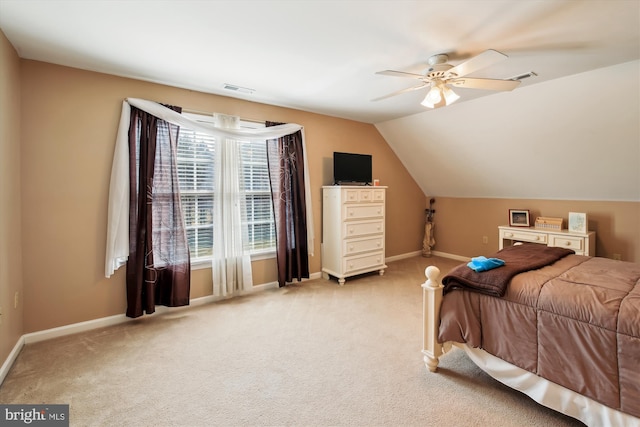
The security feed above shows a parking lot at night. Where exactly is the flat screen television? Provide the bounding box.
[333,152,372,185]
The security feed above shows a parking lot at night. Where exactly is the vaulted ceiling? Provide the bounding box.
[1,0,638,201]
[0,0,638,124]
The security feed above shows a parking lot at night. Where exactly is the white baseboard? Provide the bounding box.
[387,250,469,263]
[430,250,470,262]
[386,250,422,263]
[0,335,25,386]
[23,313,132,345]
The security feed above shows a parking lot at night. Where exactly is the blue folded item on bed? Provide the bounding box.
[467,256,505,272]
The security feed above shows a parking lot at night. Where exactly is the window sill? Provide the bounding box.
[191,250,276,271]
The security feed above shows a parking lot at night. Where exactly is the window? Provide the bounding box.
[176,114,275,263]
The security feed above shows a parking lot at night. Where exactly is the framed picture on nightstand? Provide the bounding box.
[568,212,588,233]
[509,209,530,227]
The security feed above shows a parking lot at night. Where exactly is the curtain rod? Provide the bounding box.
[181,107,265,125]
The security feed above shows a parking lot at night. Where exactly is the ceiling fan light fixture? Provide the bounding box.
[421,85,442,108]
[420,96,435,108]
[377,49,519,109]
[442,85,460,105]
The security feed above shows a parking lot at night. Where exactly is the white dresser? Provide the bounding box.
[322,186,387,285]
[498,225,595,256]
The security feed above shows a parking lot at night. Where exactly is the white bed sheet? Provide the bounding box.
[456,344,640,427]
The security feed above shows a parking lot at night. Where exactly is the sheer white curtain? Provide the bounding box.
[212,113,252,296]
[106,98,314,287]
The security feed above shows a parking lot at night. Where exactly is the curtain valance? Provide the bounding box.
[106,98,314,278]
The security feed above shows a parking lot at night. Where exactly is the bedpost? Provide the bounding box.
[422,265,444,372]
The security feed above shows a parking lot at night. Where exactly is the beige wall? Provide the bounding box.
[0,31,23,365]
[5,43,639,346]
[18,60,426,333]
[429,197,640,263]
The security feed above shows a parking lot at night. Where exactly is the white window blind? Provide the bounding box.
[177,114,275,262]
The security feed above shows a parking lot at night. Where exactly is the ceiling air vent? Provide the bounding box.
[511,71,538,81]
[223,83,255,94]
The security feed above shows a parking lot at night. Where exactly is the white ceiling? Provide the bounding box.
[1,0,638,124]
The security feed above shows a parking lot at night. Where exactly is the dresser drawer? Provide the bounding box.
[344,220,384,237]
[343,203,383,220]
[372,189,385,202]
[500,229,547,244]
[344,189,360,202]
[343,236,384,256]
[548,234,584,252]
[343,251,384,274]
[343,188,374,203]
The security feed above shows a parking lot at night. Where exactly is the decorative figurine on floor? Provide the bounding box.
[423,198,436,257]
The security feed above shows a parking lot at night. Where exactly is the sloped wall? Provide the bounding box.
[376,60,640,201]
[377,61,640,262]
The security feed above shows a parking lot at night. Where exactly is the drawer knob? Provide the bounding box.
[377,242,381,247]
[349,246,354,251]
[566,241,571,246]
[349,212,354,216]
[534,236,539,241]
[506,233,513,237]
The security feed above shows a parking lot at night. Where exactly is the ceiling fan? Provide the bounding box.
[373,49,527,108]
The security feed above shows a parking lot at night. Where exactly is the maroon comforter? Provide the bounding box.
[439,251,640,418]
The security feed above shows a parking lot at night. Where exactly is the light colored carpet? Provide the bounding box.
[0,256,584,426]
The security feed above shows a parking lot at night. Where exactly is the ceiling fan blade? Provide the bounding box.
[376,70,424,79]
[447,49,508,78]
[371,83,428,101]
[448,78,520,91]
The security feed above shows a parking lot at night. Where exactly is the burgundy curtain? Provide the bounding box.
[126,105,190,318]
[266,122,310,287]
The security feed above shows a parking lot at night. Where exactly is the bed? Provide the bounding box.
[421,243,640,427]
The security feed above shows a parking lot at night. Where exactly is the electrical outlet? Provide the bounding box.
[482,236,488,244]
[14,291,19,308]
[612,254,622,261]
